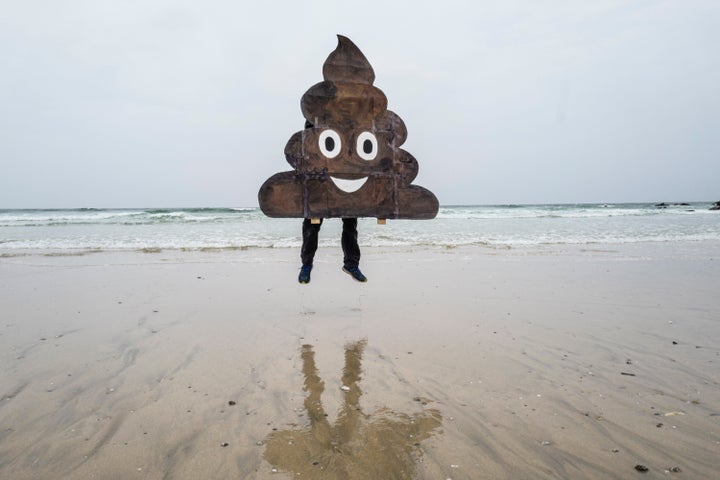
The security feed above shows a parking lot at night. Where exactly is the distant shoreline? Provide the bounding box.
[1,201,719,211]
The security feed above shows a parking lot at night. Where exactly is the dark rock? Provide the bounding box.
[710,201,720,211]
[655,203,668,208]
[635,464,649,472]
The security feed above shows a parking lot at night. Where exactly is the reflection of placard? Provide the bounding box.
[263,341,442,477]
[258,35,438,220]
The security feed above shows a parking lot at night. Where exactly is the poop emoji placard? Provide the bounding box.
[258,35,438,220]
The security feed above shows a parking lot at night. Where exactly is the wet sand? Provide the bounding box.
[1,242,719,479]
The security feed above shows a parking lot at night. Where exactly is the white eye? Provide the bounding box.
[356,131,378,161]
[318,129,341,159]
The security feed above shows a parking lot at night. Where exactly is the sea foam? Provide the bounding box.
[1,204,718,251]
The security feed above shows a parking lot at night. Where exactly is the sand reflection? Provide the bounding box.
[263,340,442,479]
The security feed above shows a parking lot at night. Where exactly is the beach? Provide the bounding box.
[1,241,718,479]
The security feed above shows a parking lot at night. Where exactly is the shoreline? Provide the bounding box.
[2,235,719,257]
[1,242,719,479]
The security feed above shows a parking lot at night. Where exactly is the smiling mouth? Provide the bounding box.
[330,176,368,193]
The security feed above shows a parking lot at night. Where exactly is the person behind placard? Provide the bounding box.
[298,217,366,284]
[297,118,366,285]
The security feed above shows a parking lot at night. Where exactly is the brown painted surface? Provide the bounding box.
[258,35,438,220]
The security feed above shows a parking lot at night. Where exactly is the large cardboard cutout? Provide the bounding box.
[258,35,438,220]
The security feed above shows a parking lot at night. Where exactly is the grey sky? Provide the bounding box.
[1,0,718,208]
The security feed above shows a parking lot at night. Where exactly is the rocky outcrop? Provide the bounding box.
[655,202,691,208]
[710,201,720,211]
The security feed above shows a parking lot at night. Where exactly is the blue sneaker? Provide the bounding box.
[342,266,367,282]
[298,265,312,284]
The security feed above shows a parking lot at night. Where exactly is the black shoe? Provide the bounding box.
[298,265,312,284]
[342,266,367,282]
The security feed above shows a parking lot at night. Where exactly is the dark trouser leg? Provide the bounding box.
[301,218,322,266]
[341,218,360,269]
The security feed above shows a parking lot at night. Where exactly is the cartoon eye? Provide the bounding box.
[318,129,342,159]
[356,131,378,161]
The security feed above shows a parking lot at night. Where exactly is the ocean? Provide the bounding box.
[1,203,719,252]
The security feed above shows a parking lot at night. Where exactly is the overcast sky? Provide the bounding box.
[1,0,718,208]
